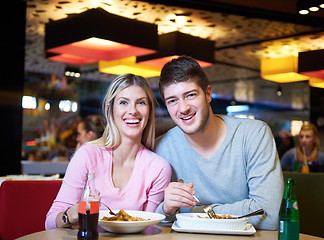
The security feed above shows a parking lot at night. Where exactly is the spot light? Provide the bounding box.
[45,102,51,110]
[299,9,309,15]
[22,96,37,109]
[297,0,323,14]
[309,6,320,11]
[65,67,81,78]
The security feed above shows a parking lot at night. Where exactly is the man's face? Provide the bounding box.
[163,81,212,135]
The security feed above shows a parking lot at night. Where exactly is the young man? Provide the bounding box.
[155,56,284,230]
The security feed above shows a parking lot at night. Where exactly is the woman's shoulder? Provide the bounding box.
[74,143,109,157]
[80,142,105,150]
[318,150,324,162]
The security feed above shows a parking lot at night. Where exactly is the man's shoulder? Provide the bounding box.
[221,115,268,131]
[156,126,182,142]
[155,126,185,154]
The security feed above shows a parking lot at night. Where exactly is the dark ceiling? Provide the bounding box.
[22,0,323,113]
[25,0,324,86]
[144,0,324,26]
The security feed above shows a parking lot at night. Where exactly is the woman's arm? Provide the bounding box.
[143,157,172,212]
[45,146,90,229]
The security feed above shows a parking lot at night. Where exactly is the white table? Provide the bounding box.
[17,224,324,240]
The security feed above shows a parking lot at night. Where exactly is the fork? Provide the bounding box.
[101,202,117,216]
[193,195,217,218]
[178,179,217,218]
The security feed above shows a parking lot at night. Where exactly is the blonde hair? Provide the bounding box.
[299,123,320,149]
[92,74,156,151]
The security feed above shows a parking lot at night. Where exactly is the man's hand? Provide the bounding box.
[162,181,196,215]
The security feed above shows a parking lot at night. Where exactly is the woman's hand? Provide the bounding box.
[55,203,79,228]
[67,204,79,225]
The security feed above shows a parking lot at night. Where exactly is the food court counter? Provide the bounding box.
[16,223,323,240]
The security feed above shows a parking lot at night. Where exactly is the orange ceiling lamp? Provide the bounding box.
[45,8,158,65]
[98,57,161,78]
[309,77,324,88]
[261,56,309,83]
[137,31,215,68]
[298,49,324,80]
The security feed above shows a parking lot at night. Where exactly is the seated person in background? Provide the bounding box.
[51,145,69,162]
[76,114,105,149]
[46,74,171,229]
[275,130,295,158]
[281,123,324,172]
[26,150,36,161]
[154,56,284,230]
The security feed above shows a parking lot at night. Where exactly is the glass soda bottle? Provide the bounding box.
[293,160,300,172]
[278,178,300,240]
[78,172,100,240]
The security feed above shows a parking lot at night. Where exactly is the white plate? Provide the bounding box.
[98,210,165,233]
[176,212,248,231]
[172,221,256,235]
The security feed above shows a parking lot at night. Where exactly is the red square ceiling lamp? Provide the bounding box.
[299,49,324,88]
[136,31,215,68]
[45,8,158,65]
[298,49,324,80]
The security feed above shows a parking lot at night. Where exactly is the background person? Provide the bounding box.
[154,56,284,230]
[275,130,295,159]
[51,145,69,163]
[281,123,324,172]
[76,114,105,149]
[46,74,171,229]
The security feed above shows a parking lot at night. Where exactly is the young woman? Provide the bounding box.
[46,74,171,229]
[281,123,324,172]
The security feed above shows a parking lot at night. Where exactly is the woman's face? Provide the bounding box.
[299,129,315,150]
[113,84,150,142]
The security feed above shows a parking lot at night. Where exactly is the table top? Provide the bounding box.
[16,223,323,240]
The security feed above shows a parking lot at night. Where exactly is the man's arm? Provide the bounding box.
[213,123,284,230]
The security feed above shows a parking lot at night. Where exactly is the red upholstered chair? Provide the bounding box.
[0,180,62,240]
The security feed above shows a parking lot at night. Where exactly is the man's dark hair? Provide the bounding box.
[159,55,210,100]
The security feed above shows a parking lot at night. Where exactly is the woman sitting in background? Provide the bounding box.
[45,74,171,229]
[76,114,105,149]
[281,123,324,172]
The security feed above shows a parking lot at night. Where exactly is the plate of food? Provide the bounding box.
[98,209,165,233]
[172,221,256,235]
[175,213,248,231]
